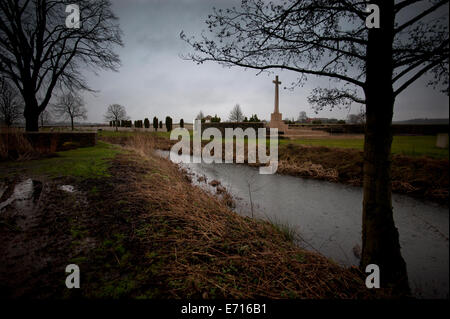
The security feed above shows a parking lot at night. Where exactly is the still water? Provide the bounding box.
[158,150,449,299]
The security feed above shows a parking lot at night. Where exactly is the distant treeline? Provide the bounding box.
[310,124,449,135]
[392,119,449,125]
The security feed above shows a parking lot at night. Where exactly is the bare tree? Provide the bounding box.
[104,104,127,132]
[0,0,123,131]
[0,77,22,127]
[54,92,87,130]
[182,0,449,293]
[297,111,308,123]
[348,109,366,124]
[196,110,205,121]
[228,104,244,122]
[39,109,52,128]
[347,114,361,124]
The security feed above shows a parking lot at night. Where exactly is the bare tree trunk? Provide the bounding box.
[24,95,40,132]
[71,117,74,131]
[360,0,409,294]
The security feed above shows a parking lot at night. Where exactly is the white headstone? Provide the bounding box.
[436,134,449,149]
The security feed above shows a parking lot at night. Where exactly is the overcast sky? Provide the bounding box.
[80,0,449,123]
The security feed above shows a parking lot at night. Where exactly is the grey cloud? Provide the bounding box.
[80,0,449,124]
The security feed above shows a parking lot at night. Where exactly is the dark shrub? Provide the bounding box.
[211,114,221,122]
[165,116,173,132]
[153,117,158,131]
[249,114,260,122]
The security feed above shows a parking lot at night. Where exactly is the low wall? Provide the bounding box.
[23,132,97,151]
[201,122,266,135]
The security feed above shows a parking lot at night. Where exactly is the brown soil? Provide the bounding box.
[0,143,382,299]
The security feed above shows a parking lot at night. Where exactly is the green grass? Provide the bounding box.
[97,130,136,138]
[1,141,121,178]
[281,137,365,149]
[281,136,448,159]
[265,217,298,243]
[153,131,173,139]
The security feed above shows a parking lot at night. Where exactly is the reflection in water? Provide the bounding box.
[158,150,449,299]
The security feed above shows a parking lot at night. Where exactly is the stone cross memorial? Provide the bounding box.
[269,75,288,133]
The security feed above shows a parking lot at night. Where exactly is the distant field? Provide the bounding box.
[282,136,448,159]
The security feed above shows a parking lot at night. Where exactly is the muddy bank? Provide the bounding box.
[0,143,380,299]
[276,144,448,205]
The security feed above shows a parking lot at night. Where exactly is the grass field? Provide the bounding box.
[0,141,121,179]
[282,136,448,159]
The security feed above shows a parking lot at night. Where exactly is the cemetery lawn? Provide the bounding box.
[0,140,378,299]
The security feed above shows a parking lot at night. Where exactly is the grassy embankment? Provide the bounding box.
[0,135,377,299]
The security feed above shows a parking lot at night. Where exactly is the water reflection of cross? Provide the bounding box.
[272,75,281,114]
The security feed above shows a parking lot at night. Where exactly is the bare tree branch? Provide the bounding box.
[0,0,123,131]
[0,76,23,127]
[395,0,449,34]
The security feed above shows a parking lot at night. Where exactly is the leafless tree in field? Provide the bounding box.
[0,77,22,127]
[104,104,127,132]
[347,110,366,124]
[182,0,449,293]
[54,92,87,130]
[196,110,205,121]
[0,0,123,131]
[297,111,308,123]
[39,109,52,128]
[228,104,244,122]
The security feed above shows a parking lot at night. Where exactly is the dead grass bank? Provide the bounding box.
[0,129,47,161]
[96,138,379,299]
[278,143,448,204]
